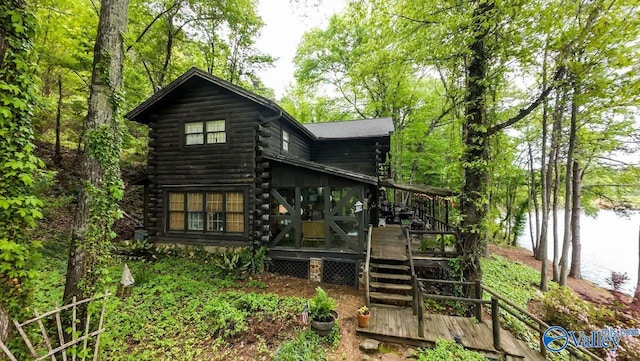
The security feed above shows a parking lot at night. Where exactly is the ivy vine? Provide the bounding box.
[0,0,44,320]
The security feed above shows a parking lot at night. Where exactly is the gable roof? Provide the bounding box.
[303,118,394,140]
[124,67,316,139]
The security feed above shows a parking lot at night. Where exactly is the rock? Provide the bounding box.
[380,353,402,361]
[361,354,374,361]
[405,347,418,359]
[359,338,380,353]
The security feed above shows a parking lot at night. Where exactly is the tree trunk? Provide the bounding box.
[559,78,578,286]
[569,160,582,279]
[64,0,129,303]
[53,74,63,166]
[552,149,560,282]
[549,89,565,283]
[460,0,493,293]
[0,307,9,347]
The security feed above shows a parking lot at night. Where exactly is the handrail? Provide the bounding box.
[405,227,424,337]
[364,224,373,307]
[482,285,604,361]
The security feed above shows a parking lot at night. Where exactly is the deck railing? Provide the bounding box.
[404,228,423,337]
[482,285,604,361]
[364,224,373,307]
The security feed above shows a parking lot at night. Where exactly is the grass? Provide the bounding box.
[27,244,337,361]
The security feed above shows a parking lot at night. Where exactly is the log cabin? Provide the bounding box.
[126,67,393,288]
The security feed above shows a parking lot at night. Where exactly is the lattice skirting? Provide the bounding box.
[322,258,359,289]
[270,257,310,279]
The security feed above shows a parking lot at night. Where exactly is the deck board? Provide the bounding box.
[370,225,408,261]
[357,306,546,361]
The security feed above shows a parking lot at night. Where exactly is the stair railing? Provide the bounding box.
[364,224,373,306]
[482,285,604,361]
[405,227,424,337]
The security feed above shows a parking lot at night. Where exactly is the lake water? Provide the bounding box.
[518,209,640,295]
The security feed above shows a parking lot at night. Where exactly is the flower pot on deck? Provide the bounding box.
[357,312,370,327]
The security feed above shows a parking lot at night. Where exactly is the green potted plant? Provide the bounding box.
[356,305,370,327]
[309,287,337,336]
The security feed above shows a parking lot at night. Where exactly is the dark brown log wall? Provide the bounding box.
[310,138,390,177]
[146,81,262,246]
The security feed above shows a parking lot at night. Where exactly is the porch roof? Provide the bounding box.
[379,179,455,197]
[303,118,394,140]
[262,151,378,185]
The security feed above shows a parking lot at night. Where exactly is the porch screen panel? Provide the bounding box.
[187,192,204,230]
[168,192,184,230]
[226,192,244,232]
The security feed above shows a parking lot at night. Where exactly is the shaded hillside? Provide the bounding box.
[34,141,145,242]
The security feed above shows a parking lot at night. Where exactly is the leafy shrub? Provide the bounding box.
[540,287,614,332]
[605,271,630,292]
[113,239,162,261]
[272,329,326,361]
[309,287,336,321]
[415,339,486,360]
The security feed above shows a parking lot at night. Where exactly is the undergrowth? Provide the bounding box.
[481,254,557,344]
[415,339,486,360]
[29,248,311,360]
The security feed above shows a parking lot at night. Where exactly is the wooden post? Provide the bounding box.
[418,288,425,338]
[491,297,501,351]
[474,280,483,322]
[445,200,449,227]
[539,325,547,358]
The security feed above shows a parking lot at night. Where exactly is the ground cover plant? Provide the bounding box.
[414,339,486,360]
[28,240,345,360]
[481,254,555,344]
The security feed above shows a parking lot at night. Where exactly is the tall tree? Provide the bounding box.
[63,0,129,302]
[0,0,43,342]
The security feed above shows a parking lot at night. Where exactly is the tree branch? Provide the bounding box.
[126,2,181,52]
[487,66,566,136]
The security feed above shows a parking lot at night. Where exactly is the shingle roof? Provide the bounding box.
[303,118,394,140]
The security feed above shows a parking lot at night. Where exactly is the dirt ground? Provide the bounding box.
[227,272,410,361]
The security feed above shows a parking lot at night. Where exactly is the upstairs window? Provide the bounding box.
[282,130,289,152]
[185,120,226,145]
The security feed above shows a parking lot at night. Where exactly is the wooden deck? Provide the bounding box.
[357,306,546,360]
[370,225,408,261]
[365,225,546,360]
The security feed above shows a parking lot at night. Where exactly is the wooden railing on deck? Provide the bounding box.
[405,228,424,337]
[364,224,373,307]
[482,285,604,361]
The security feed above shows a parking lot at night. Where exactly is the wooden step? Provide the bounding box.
[368,303,406,309]
[370,263,410,271]
[370,272,412,281]
[370,282,413,291]
[369,292,413,302]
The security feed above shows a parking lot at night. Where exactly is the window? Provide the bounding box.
[167,191,244,233]
[185,120,226,145]
[282,130,289,152]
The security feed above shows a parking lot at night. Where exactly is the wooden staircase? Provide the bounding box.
[369,259,413,306]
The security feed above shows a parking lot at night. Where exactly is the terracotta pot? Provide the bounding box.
[310,316,335,336]
[357,312,370,327]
